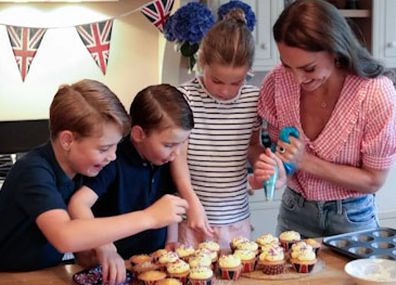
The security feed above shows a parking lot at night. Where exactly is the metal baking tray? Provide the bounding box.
[323,227,396,260]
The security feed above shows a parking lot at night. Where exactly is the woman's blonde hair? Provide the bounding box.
[49,79,130,140]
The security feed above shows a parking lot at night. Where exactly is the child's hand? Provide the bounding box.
[95,243,126,285]
[251,148,286,190]
[144,194,189,229]
[186,198,214,237]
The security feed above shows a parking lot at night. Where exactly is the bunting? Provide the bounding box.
[1,0,175,81]
[6,26,47,82]
[141,0,175,32]
[76,20,113,75]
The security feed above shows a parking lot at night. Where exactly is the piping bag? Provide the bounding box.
[262,126,300,201]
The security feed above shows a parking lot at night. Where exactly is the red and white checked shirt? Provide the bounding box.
[258,65,396,201]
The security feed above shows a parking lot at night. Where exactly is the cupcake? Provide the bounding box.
[218,254,242,280]
[138,270,167,285]
[166,259,190,285]
[291,241,313,259]
[188,254,212,269]
[279,230,301,251]
[198,240,220,255]
[234,241,259,255]
[230,236,250,252]
[233,249,257,273]
[175,244,195,262]
[304,238,321,255]
[152,249,169,264]
[258,244,285,275]
[194,248,218,266]
[132,260,160,275]
[129,254,152,266]
[290,247,317,273]
[158,251,179,271]
[155,278,182,285]
[256,233,280,249]
[188,266,215,285]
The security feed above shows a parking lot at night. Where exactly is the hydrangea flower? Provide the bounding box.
[218,0,256,32]
[164,2,215,72]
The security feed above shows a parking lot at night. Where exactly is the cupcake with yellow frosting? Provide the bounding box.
[258,244,285,275]
[137,270,167,285]
[233,249,257,273]
[279,230,301,251]
[234,241,259,255]
[218,254,242,280]
[158,251,179,271]
[304,238,321,255]
[152,249,169,264]
[129,254,152,266]
[195,248,218,265]
[256,234,280,250]
[188,266,215,285]
[290,247,317,273]
[166,259,190,284]
[188,253,212,269]
[175,244,195,262]
[131,260,160,275]
[198,240,220,255]
[230,236,250,252]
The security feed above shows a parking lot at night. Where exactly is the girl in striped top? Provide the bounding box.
[254,0,396,237]
[170,7,283,249]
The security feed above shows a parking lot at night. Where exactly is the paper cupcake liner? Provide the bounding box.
[168,273,188,285]
[219,267,242,280]
[292,262,316,273]
[261,263,285,275]
[188,277,215,285]
[241,260,256,273]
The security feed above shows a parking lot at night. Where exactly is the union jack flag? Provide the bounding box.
[6,26,46,82]
[140,0,175,32]
[76,19,113,75]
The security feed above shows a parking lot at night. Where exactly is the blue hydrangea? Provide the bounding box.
[218,0,256,32]
[164,2,215,44]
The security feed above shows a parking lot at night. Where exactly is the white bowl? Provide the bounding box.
[344,258,396,285]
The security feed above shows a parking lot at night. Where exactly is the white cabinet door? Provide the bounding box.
[251,0,283,71]
[373,0,396,67]
[207,0,283,71]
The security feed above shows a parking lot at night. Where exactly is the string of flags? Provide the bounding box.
[2,0,174,82]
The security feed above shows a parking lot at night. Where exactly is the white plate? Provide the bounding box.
[344,258,396,285]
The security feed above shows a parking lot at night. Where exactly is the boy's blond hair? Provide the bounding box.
[49,79,130,140]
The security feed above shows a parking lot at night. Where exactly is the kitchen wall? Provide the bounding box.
[0,0,164,121]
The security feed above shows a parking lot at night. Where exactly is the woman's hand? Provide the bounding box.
[276,135,305,168]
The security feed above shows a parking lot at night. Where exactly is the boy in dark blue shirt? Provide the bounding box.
[0,80,188,282]
[68,84,194,281]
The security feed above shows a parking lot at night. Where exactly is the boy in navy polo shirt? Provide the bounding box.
[0,80,188,277]
[68,84,194,283]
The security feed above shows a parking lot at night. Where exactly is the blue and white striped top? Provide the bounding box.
[179,78,260,225]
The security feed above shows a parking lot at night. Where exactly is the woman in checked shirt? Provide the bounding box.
[253,0,396,237]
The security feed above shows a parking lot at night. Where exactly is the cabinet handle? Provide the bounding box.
[387,42,396,48]
[260,43,267,50]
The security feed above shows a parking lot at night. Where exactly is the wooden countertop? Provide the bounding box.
[0,246,355,285]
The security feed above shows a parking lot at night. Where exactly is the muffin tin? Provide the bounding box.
[323,227,396,260]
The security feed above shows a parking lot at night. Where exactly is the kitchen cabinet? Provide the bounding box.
[207,0,284,71]
[372,0,396,68]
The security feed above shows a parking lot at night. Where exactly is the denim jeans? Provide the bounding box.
[276,187,379,237]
